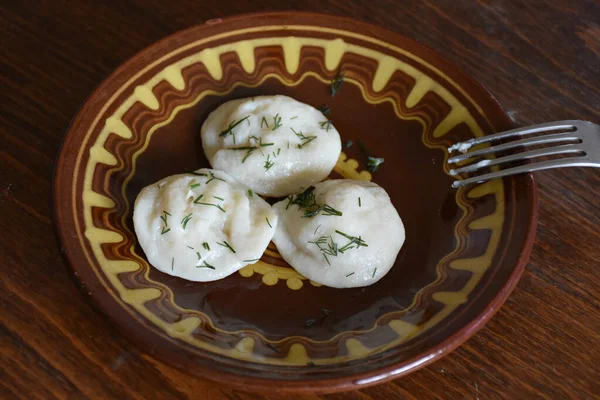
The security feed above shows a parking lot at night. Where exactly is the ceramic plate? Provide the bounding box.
[54,12,538,393]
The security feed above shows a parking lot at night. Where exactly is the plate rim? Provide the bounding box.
[53,10,539,394]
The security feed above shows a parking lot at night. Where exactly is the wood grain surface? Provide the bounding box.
[1,1,599,399]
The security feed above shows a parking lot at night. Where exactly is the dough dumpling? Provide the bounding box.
[272,180,405,288]
[133,169,277,281]
[201,95,342,197]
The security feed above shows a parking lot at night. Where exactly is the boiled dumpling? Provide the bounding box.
[272,180,405,288]
[201,95,342,197]
[133,168,277,282]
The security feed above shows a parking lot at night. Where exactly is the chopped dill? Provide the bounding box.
[196,202,225,213]
[330,69,345,96]
[193,194,204,204]
[217,240,236,253]
[272,113,282,130]
[266,217,272,228]
[181,213,193,229]
[319,120,332,132]
[206,171,226,184]
[314,224,322,235]
[197,261,215,270]
[291,127,317,149]
[260,116,269,129]
[220,115,250,137]
[264,154,274,171]
[367,156,385,172]
[318,104,331,116]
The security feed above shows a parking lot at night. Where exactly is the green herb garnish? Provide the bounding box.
[181,213,193,229]
[308,235,338,265]
[264,154,274,171]
[345,272,355,277]
[319,120,332,132]
[345,140,353,148]
[309,231,367,264]
[248,190,254,198]
[367,156,385,172]
[196,202,225,213]
[206,171,226,184]
[266,217,272,228]
[358,197,362,207]
[171,257,175,270]
[220,115,250,138]
[202,242,210,251]
[305,319,316,327]
[243,258,260,263]
[372,268,377,278]
[318,105,331,116]
[193,194,204,204]
[336,230,368,252]
[213,196,225,201]
[190,183,201,189]
[290,116,298,120]
[330,69,345,96]
[288,186,342,218]
[190,172,207,177]
[160,211,171,235]
[186,245,194,250]
[197,261,215,270]
[272,114,282,130]
[261,116,269,129]
[232,137,275,163]
[314,224,322,235]
[217,240,236,253]
[307,361,316,367]
[291,127,317,149]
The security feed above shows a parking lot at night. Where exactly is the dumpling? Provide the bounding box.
[201,95,342,197]
[272,180,405,288]
[133,168,277,282]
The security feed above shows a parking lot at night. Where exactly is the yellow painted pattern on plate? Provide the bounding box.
[79,32,504,365]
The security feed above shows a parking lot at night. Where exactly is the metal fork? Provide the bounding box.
[447,120,600,188]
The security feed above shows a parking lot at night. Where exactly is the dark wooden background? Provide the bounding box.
[1,1,599,399]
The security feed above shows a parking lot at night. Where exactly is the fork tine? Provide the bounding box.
[447,120,579,154]
[447,132,580,164]
[451,158,594,188]
[449,143,585,176]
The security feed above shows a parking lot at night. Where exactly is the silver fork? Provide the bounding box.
[447,120,600,188]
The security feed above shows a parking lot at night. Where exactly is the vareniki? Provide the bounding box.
[133,169,277,282]
[201,95,342,197]
[272,180,405,288]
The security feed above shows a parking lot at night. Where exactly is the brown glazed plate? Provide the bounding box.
[54,12,538,393]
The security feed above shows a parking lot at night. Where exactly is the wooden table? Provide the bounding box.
[2,1,599,398]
